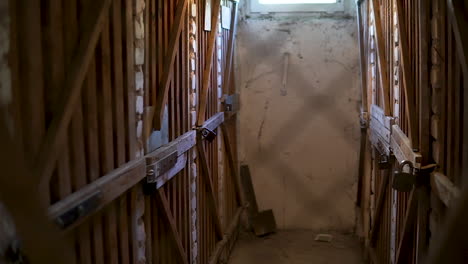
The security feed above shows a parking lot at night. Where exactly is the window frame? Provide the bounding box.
[250,0,344,13]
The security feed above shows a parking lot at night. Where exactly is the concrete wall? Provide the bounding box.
[236,5,361,231]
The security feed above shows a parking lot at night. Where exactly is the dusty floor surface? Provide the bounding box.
[228,230,364,264]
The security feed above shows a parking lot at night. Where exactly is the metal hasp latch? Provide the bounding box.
[201,127,217,142]
[55,191,101,229]
[378,154,390,169]
[222,94,239,112]
[393,160,416,192]
[144,151,178,195]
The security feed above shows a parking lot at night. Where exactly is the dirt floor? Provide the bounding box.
[228,230,364,264]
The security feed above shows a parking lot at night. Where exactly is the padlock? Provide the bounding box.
[392,160,416,192]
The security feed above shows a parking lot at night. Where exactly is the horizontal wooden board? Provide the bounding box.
[391,125,422,168]
[371,104,394,129]
[201,112,225,132]
[48,158,146,230]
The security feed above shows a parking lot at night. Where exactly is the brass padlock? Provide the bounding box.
[393,160,416,192]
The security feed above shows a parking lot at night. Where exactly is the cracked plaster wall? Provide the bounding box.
[236,14,361,231]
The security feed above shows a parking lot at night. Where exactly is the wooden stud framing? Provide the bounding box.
[153,0,188,130]
[196,0,222,126]
[370,0,391,116]
[36,0,113,188]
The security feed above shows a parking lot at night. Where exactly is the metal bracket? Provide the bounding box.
[222,94,239,112]
[55,191,101,229]
[201,128,217,142]
[149,151,178,179]
[377,154,390,169]
[144,151,178,195]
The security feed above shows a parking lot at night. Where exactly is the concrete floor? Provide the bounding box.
[228,230,364,264]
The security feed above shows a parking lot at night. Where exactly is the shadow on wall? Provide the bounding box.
[236,16,361,231]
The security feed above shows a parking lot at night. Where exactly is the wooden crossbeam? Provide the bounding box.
[48,158,146,231]
[396,189,417,264]
[395,0,418,145]
[391,125,423,168]
[196,0,222,126]
[156,188,189,264]
[35,0,112,189]
[370,169,390,246]
[196,132,224,239]
[153,0,188,129]
[370,0,391,116]
[221,123,242,205]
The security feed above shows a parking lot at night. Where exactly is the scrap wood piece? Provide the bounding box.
[153,0,188,129]
[156,188,189,264]
[370,0,391,116]
[196,132,224,239]
[395,0,418,145]
[196,0,222,126]
[35,0,113,189]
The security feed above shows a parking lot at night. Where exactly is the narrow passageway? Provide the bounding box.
[229,231,363,264]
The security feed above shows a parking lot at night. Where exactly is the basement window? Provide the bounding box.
[251,0,344,13]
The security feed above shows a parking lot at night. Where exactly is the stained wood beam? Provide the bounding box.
[395,190,417,264]
[196,132,224,239]
[395,0,418,145]
[370,169,390,246]
[370,0,391,116]
[153,0,188,129]
[196,0,222,126]
[35,0,112,189]
[157,189,189,264]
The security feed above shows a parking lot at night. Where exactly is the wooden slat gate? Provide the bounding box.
[3,0,243,263]
[356,0,468,263]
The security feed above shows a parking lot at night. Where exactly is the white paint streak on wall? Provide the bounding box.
[236,14,361,231]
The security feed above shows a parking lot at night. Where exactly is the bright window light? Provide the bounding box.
[259,0,337,4]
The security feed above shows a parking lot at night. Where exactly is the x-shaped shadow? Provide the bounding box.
[237,17,361,229]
